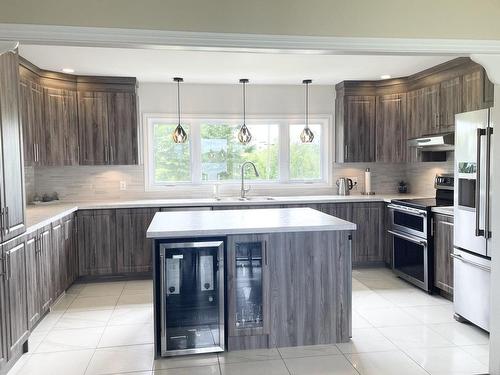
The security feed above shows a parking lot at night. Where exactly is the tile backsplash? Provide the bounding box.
[31,159,453,202]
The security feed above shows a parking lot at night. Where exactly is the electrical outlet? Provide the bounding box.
[120,181,127,191]
[349,177,359,190]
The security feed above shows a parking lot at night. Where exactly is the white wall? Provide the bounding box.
[139,82,334,116]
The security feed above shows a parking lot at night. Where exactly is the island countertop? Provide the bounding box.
[146,207,356,238]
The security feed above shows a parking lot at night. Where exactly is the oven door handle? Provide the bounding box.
[387,204,427,217]
[388,230,427,246]
[450,253,491,272]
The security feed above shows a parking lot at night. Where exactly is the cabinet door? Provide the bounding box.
[375,93,407,163]
[19,77,43,166]
[350,203,384,264]
[344,96,376,162]
[39,227,52,312]
[78,91,109,165]
[439,77,462,132]
[3,239,29,356]
[116,208,158,273]
[462,69,494,112]
[63,215,77,288]
[422,84,440,135]
[107,92,138,165]
[43,87,79,165]
[51,221,64,300]
[0,51,25,241]
[25,232,41,329]
[434,214,454,294]
[227,234,270,337]
[78,210,117,276]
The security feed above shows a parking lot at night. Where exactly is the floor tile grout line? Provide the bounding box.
[276,344,293,375]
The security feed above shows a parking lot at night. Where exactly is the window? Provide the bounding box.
[144,115,329,189]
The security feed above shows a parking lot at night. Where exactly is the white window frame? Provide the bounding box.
[143,113,332,192]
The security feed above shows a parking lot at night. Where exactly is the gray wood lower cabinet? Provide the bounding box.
[2,237,29,360]
[25,231,40,329]
[62,215,78,289]
[78,210,117,276]
[434,213,454,294]
[116,208,158,274]
[51,221,64,300]
[316,202,384,265]
[38,226,53,312]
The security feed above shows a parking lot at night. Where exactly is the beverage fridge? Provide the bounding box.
[158,240,225,356]
[453,108,493,331]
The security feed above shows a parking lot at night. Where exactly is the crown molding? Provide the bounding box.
[2,23,500,55]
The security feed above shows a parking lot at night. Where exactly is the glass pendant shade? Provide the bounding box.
[301,79,314,143]
[238,78,252,145]
[172,77,187,144]
[238,123,252,144]
[172,123,187,143]
[300,126,314,143]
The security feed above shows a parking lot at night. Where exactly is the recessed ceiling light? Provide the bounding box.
[62,68,75,74]
[380,74,391,79]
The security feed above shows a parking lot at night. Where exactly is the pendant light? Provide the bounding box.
[238,78,252,144]
[172,77,187,144]
[300,79,314,143]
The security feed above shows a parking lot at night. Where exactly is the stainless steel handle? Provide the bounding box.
[33,143,37,162]
[104,145,109,163]
[344,145,348,161]
[388,230,427,246]
[110,146,114,164]
[37,143,40,163]
[0,256,4,277]
[159,252,166,343]
[450,253,491,272]
[0,208,4,233]
[485,123,493,239]
[430,216,434,237]
[387,204,427,217]
[264,241,268,266]
[476,128,485,237]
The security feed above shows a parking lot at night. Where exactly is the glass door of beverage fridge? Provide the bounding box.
[159,241,224,356]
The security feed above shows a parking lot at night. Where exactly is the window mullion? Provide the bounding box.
[191,121,202,184]
[279,121,289,183]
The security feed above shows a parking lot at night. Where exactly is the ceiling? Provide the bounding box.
[19,44,457,84]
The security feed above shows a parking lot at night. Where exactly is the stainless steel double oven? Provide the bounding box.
[387,203,432,291]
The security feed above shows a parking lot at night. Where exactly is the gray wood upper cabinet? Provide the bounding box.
[375,93,407,163]
[462,68,494,112]
[78,91,109,165]
[227,234,270,338]
[116,208,158,273]
[78,90,138,166]
[107,92,138,165]
[77,210,117,276]
[434,213,454,294]
[2,237,29,358]
[438,77,462,132]
[19,70,43,166]
[336,95,376,163]
[0,51,25,242]
[43,87,79,166]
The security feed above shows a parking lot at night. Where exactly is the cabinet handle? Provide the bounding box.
[110,146,114,164]
[33,144,37,162]
[0,208,4,233]
[5,207,9,233]
[264,241,268,266]
[0,256,4,277]
[104,145,109,164]
[344,145,348,161]
[37,143,40,163]
[5,252,10,281]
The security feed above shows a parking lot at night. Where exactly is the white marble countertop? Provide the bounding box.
[146,207,356,238]
[25,193,424,232]
[431,206,454,216]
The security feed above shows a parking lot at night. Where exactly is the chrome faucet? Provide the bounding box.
[240,161,260,199]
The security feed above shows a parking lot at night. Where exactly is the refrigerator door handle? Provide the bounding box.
[485,123,493,239]
[451,253,491,272]
[476,128,485,237]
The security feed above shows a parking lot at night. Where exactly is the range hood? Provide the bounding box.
[408,132,454,151]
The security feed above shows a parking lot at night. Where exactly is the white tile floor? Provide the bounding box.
[8,268,490,375]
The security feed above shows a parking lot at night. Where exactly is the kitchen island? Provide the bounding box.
[147,207,356,357]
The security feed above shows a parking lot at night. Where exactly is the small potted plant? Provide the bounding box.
[398,181,408,194]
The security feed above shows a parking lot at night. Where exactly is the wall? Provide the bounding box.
[1,1,500,40]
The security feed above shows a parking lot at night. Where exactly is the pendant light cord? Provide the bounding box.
[305,81,309,129]
[177,79,181,125]
[243,80,246,125]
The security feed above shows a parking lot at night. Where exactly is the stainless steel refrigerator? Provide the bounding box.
[453,108,493,332]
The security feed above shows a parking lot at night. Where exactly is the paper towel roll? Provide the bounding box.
[364,168,372,194]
